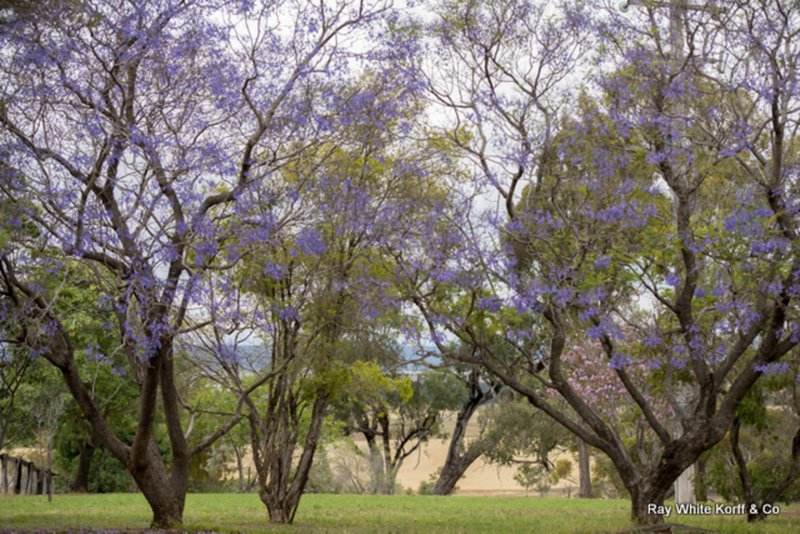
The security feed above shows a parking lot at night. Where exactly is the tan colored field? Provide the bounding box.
[372,411,583,496]
[237,410,586,496]
[386,431,530,495]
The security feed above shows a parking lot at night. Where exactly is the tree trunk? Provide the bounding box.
[693,458,707,502]
[432,370,498,495]
[234,445,244,493]
[432,457,470,495]
[365,436,388,494]
[256,394,328,524]
[129,442,187,529]
[431,418,482,496]
[630,484,669,526]
[382,466,400,495]
[149,497,185,530]
[378,413,395,495]
[71,440,95,493]
[577,438,592,498]
[264,495,293,524]
[0,456,6,495]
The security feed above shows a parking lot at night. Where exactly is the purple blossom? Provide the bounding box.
[278,305,300,322]
[85,343,107,364]
[295,227,326,256]
[712,283,727,298]
[588,316,624,341]
[754,362,790,376]
[263,261,285,280]
[693,287,707,298]
[670,355,687,369]
[477,296,503,312]
[594,255,611,269]
[665,272,681,288]
[642,332,662,348]
[609,351,632,370]
[646,359,662,370]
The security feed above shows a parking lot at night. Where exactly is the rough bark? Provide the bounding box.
[255,393,328,524]
[577,438,592,498]
[129,440,186,529]
[365,434,390,494]
[377,413,396,495]
[630,484,671,526]
[432,455,476,496]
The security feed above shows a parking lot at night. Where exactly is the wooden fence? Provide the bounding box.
[0,454,55,495]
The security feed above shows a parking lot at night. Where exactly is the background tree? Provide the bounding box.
[481,391,573,494]
[0,342,38,450]
[335,363,466,495]
[705,371,800,521]
[190,68,436,521]
[430,360,502,495]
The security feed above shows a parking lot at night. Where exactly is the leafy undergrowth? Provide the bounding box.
[1,494,799,533]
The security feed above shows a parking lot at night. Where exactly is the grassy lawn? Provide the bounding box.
[1,493,799,533]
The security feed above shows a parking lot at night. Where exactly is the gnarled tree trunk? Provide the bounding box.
[630,484,671,526]
[251,374,328,525]
[432,370,499,495]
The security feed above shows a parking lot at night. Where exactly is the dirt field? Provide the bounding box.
[367,411,581,496]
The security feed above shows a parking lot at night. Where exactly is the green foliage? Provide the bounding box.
[342,360,414,409]
[552,458,573,482]
[706,408,800,503]
[592,455,628,499]
[481,391,571,469]
[417,478,439,495]
[305,446,336,494]
[82,449,134,493]
[514,464,551,497]
[0,344,44,448]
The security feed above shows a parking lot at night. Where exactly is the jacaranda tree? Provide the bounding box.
[180,66,436,521]
[399,0,800,525]
[0,0,398,527]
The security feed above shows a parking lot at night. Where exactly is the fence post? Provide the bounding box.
[20,461,29,494]
[9,457,19,494]
[31,467,39,495]
[0,456,56,496]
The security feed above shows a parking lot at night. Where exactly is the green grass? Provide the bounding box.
[1,494,799,533]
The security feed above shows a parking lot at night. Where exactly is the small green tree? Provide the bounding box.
[705,374,800,521]
[333,362,463,494]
